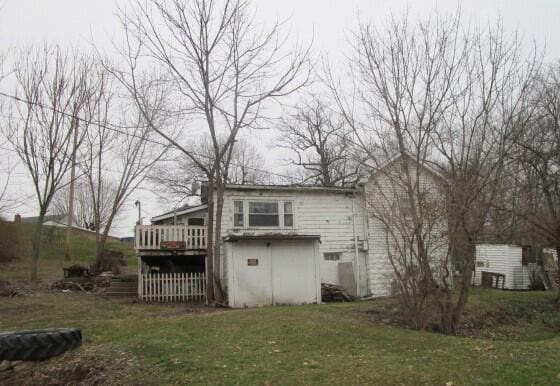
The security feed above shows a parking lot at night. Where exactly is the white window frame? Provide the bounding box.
[324,252,341,261]
[232,198,295,229]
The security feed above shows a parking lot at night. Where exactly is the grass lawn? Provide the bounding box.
[0,222,136,283]
[1,289,559,385]
[1,223,559,384]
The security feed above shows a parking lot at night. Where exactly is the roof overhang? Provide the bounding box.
[151,204,208,222]
[357,152,447,186]
[223,184,356,194]
[224,233,321,242]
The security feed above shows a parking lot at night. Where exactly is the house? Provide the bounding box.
[473,244,538,290]
[134,154,447,307]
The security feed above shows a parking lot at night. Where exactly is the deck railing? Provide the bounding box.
[134,225,206,250]
[139,272,206,302]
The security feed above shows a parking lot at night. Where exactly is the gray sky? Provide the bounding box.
[0,0,559,236]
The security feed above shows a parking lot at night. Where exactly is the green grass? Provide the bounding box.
[1,226,559,384]
[1,290,559,385]
[0,222,136,282]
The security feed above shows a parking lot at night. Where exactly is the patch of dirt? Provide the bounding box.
[1,343,140,386]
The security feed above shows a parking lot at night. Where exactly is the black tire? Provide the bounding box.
[0,328,82,361]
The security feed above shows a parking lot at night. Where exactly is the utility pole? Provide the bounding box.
[65,121,79,261]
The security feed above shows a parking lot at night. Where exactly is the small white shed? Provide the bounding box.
[474,244,535,290]
[224,234,322,308]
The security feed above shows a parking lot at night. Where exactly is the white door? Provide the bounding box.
[229,240,319,307]
[230,241,272,307]
[270,240,318,305]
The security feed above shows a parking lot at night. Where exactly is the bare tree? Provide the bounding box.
[5,44,93,280]
[509,62,560,300]
[80,62,168,269]
[330,13,540,332]
[0,51,21,217]
[150,136,267,207]
[227,139,267,185]
[278,96,361,186]
[112,0,311,302]
[53,178,114,231]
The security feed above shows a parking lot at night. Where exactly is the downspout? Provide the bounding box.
[359,182,371,296]
[351,192,360,297]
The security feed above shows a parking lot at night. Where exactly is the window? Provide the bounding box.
[476,261,484,267]
[249,201,279,227]
[188,217,204,226]
[234,201,244,227]
[522,245,534,266]
[324,252,341,261]
[284,201,293,227]
[398,195,413,219]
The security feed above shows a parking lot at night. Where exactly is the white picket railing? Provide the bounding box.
[134,225,206,250]
[139,272,206,302]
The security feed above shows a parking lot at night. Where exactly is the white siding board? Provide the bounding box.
[219,189,365,294]
[362,161,447,297]
[474,244,531,290]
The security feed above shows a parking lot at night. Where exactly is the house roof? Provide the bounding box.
[223,233,321,242]
[357,152,447,185]
[151,204,208,222]
[223,184,356,194]
[20,214,68,224]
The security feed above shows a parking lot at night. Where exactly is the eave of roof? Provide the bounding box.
[357,152,447,186]
[223,184,356,194]
[224,233,321,242]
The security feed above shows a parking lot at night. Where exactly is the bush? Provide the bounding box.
[0,221,20,262]
[90,250,126,275]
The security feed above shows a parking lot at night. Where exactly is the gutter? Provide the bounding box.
[351,192,360,297]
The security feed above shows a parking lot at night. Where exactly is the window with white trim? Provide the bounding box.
[249,201,279,227]
[324,252,341,261]
[234,201,244,227]
[284,201,293,227]
[233,199,294,228]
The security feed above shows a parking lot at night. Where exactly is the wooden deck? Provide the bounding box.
[135,225,206,255]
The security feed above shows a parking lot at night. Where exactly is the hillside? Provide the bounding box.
[0,221,136,283]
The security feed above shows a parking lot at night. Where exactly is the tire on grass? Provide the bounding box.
[0,328,82,361]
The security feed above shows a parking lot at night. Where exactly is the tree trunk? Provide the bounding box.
[95,211,116,271]
[213,173,225,303]
[556,245,560,304]
[205,176,215,303]
[30,209,47,282]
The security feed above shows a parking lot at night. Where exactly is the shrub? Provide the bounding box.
[0,221,20,262]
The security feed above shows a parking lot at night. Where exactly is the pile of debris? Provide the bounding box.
[321,283,356,302]
[0,280,19,297]
[51,278,94,292]
[50,265,113,293]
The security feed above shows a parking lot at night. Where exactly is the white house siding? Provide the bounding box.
[361,160,448,297]
[474,244,531,290]
[218,188,366,295]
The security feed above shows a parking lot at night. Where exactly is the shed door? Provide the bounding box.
[231,241,272,307]
[230,240,318,307]
[270,240,318,305]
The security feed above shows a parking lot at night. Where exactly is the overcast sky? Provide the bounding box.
[0,0,559,236]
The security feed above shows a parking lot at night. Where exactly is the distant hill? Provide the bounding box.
[0,221,136,283]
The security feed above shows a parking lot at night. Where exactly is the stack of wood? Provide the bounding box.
[321,283,356,302]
